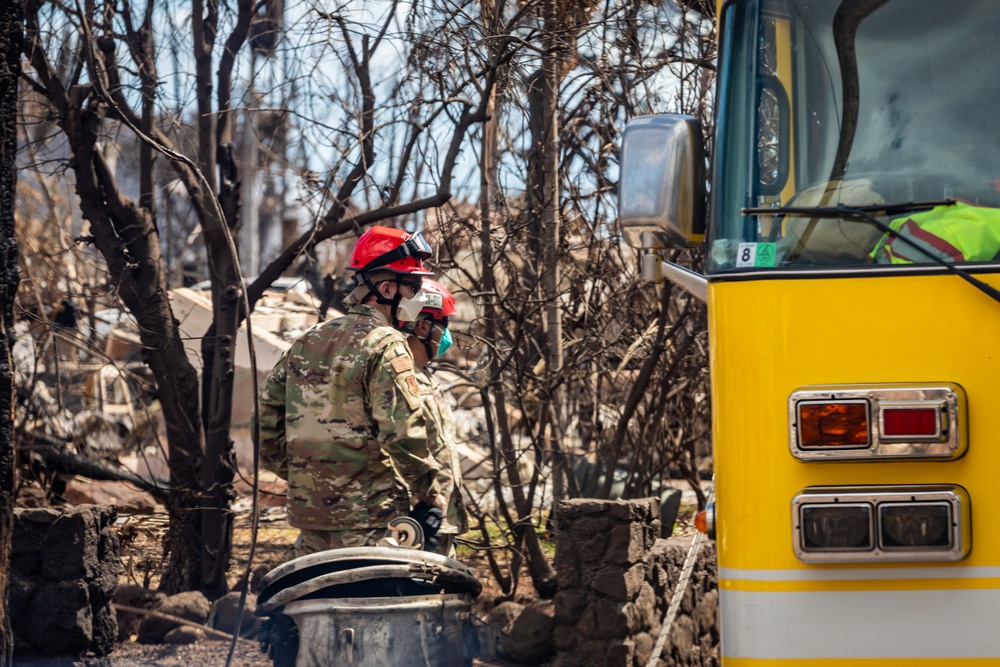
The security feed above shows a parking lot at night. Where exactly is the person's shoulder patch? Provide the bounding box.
[406,374,419,395]
[390,355,413,374]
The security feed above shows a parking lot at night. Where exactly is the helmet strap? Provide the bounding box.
[420,333,435,360]
[359,271,405,325]
[418,319,437,359]
[399,317,436,358]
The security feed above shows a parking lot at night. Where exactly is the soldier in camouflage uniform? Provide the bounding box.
[256,226,444,558]
[400,279,469,554]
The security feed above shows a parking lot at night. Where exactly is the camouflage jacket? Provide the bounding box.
[256,304,440,531]
[415,372,469,535]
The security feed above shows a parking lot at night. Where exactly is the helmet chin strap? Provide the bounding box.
[398,319,436,359]
[359,272,404,325]
[420,334,435,360]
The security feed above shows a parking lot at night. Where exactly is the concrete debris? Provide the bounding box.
[169,285,341,426]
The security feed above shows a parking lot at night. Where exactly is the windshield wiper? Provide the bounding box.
[741,199,1000,305]
[744,198,956,218]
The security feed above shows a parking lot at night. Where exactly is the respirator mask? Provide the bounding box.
[434,326,453,358]
[396,289,427,322]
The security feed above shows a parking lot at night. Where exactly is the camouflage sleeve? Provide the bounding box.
[419,379,456,497]
[427,382,469,534]
[256,349,290,480]
[369,336,441,502]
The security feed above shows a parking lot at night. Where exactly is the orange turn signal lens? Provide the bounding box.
[695,503,715,539]
[798,400,870,448]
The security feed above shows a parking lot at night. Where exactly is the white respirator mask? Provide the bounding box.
[396,289,427,322]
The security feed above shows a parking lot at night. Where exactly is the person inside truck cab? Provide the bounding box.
[783,180,1000,265]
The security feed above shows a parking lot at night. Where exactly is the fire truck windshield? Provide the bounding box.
[710,0,1000,272]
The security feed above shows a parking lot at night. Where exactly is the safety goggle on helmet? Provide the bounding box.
[348,226,434,277]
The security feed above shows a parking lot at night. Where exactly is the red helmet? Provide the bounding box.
[348,226,433,276]
[420,279,456,320]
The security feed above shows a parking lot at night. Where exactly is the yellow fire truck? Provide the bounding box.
[619,0,1000,664]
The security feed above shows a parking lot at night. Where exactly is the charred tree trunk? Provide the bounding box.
[79,133,205,596]
[477,7,557,595]
[23,0,206,594]
[524,67,545,289]
[189,0,254,600]
[540,0,569,505]
[0,2,23,661]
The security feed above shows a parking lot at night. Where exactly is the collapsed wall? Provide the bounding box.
[552,498,719,667]
[10,504,121,658]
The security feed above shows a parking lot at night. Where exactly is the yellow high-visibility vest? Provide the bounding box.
[871,202,1000,264]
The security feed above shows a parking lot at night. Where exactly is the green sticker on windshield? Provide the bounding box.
[754,242,777,267]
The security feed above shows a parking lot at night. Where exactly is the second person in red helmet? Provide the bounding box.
[398,279,468,553]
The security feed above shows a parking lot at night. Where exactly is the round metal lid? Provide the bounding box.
[257,547,482,613]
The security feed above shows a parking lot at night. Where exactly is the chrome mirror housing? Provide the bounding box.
[619,114,707,249]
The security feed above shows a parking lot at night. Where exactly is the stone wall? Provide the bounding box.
[552,498,718,667]
[10,504,121,658]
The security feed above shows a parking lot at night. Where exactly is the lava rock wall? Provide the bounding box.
[552,498,718,667]
[10,504,120,657]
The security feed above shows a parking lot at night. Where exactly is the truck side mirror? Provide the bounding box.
[619,114,707,249]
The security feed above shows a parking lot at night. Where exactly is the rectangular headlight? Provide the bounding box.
[879,503,952,549]
[800,503,873,551]
[792,486,969,563]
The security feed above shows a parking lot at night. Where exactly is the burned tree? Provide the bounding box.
[21,0,244,596]
[429,0,717,595]
[1,0,23,661]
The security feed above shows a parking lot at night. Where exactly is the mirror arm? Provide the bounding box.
[640,252,708,303]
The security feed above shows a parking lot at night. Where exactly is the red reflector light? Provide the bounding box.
[798,401,869,448]
[882,408,939,438]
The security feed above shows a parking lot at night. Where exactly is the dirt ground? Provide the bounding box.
[107,510,527,667]
[97,642,522,667]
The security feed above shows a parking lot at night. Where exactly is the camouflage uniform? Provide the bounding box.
[415,372,469,542]
[256,303,440,556]
[287,528,380,560]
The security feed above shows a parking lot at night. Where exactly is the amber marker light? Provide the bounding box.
[695,503,715,540]
[798,400,870,449]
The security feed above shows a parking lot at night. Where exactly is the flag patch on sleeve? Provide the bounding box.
[390,355,413,374]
